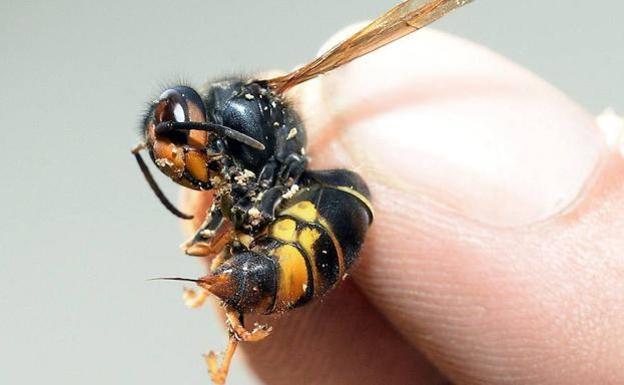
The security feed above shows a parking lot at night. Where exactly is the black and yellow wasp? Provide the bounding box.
[132,0,473,383]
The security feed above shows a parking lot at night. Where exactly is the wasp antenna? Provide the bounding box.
[132,149,194,220]
[131,142,147,154]
[156,122,266,151]
[148,277,201,283]
[213,124,266,151]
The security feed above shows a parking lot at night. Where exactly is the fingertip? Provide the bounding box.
[240,282,443,385]
[289,25,621,384]
[296,27,605,227]
[179,189,212,237]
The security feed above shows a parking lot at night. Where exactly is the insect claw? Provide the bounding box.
[204,336,238,385]
[183,287,210,308]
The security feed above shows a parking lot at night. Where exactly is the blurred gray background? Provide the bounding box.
[0,0,621,384]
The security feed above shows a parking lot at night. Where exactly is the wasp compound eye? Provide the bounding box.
[156,86,207,123]
[156,88,189,124]
[154,88,190,144]
[154,87,209,144]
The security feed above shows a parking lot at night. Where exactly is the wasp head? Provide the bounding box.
[143,86,222,190]
[133,85,265,219]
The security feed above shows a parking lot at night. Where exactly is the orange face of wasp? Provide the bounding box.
[144,86,217,190]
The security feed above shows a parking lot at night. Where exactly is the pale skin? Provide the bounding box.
[181,27,624,385]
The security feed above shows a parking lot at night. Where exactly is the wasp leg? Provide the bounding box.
[257,159,279,188]
[246,153,307,232]
[203,309,270,385]
[230,187,280,234]
[277,153,306,185]
[204,335,238,385]
[182,287,210,309]
[181,203,231,257]
[225,307,272,342]
[231,154,306,235]
[258,154,307,187]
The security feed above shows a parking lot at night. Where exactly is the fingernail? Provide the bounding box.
[597,108,624,156]
[301,28,606,226]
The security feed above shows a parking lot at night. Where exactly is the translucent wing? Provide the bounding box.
[265,0,473,93]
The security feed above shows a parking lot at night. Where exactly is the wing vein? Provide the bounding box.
[264,0,474,93]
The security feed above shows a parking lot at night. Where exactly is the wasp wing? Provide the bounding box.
[264,0,473,93]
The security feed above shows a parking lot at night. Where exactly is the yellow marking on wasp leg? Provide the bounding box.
[210,252,227,272]
[183,288,209,308]
[205,337,238,385]
[272,244,308,309]
[225,307,271,342]
[235,232,254,249]
[270,218,297,242]
[282,200,318,222]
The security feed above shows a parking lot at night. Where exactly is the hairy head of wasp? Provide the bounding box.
[132,85,266,220]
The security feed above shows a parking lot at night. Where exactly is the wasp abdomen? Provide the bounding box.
[256,169,372,312]
[209,169,372,314]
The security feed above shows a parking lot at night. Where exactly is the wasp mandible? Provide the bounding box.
[132,1,473,383]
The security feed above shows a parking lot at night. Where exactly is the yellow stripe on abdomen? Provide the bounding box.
[281,200,318,222]
[272,244,309,311]
[273,199,346,298]
[297,226,321,293]
[270,218,297,242]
